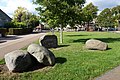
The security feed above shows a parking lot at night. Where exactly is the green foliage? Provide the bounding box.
[112,5,120,27]
[12,7,40,28]
[0,59,5,65]
[97,5,120,28]
[1,32,120,80]
[34,0,85,28]
[13,7,28,22]
[27,14,40,28]
[4,22,15,28]
[8,28,33,35]
[82,2,98,23]
[33,0,85,43]
[97,8,114,28]
[13,22,26,28]
[4,22,28,28]
[112,5,120,20]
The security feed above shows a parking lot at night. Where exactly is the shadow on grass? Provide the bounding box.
[58,45,70,48]
[0,56,67,73]
[21,56,67,72]
[55,57,67,64]
[107,48,112,50]
[73,38,120,43]
[18,54,46,73]
[66,34,88,37]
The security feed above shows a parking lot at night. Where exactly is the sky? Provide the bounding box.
[0,0,120,18]
[0,0,38,18]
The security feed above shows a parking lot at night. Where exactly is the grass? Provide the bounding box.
[0,59,5,65]
[1,31,120,80]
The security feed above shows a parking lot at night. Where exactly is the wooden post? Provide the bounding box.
[60,26,63,43]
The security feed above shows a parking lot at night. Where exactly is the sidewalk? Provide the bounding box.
[95,31,120,80]
[95,65,120,80]
[0,32,46,59]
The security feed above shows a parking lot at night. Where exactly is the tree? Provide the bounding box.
[97,8,114,28]
[33,0,85,43]
[13,7,28,22]
[28,14,40,28]
[12,7,39,28]
[82,3,98,31]
[112,6,120,27]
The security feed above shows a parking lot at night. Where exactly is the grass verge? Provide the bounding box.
[1,31,120,80]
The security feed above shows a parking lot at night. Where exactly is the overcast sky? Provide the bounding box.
[0,0,120,18]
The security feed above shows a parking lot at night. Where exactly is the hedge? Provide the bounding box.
[8,28,33,35]
[0,28,7,37]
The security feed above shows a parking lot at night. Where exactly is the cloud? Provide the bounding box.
[85,0,120,11]
[0,0,38,18]
[1,0,120,18]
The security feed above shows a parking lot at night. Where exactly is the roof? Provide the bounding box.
[0,9,12,20]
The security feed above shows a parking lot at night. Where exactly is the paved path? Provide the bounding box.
[94,31,120,80]
[0,33,46,59]
[95,31,120,80]
[95,65,120,80]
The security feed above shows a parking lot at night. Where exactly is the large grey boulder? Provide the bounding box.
[4,50,32,72]
[40,35,58,48]
[85,39,108,50]
[27,44,55,66]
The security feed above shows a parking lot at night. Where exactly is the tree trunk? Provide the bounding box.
[87,21,90,31]
[118,20,120,27]
[60,26,63,43]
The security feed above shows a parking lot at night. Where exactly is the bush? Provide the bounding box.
[14,22,26,28]
[4,22,15,28]
[0,28,7,37]
[4,22,27,28]
[8,28,33,35]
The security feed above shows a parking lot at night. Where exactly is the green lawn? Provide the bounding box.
[1,31,120,80]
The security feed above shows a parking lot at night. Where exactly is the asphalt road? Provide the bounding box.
[0,32,46,59]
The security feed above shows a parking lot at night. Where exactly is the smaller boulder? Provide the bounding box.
[4,50,32,72]
[40,35,58,48]
[85,39,108,50]
[27,44,55,66]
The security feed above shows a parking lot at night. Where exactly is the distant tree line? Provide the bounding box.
[4,1,120,30]
[33,0,120,43]
[4,7,39,29]
[97,5,120,28]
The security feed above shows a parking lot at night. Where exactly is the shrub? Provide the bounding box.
[0,28,7,37]
[4,22,27,28]
[4,22,15,28]
[8,28,33,35]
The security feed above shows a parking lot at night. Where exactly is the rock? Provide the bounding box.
[27,44,55,66]
[40,35,58,48]
[4,50,32,72]
[85,39,108,50]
